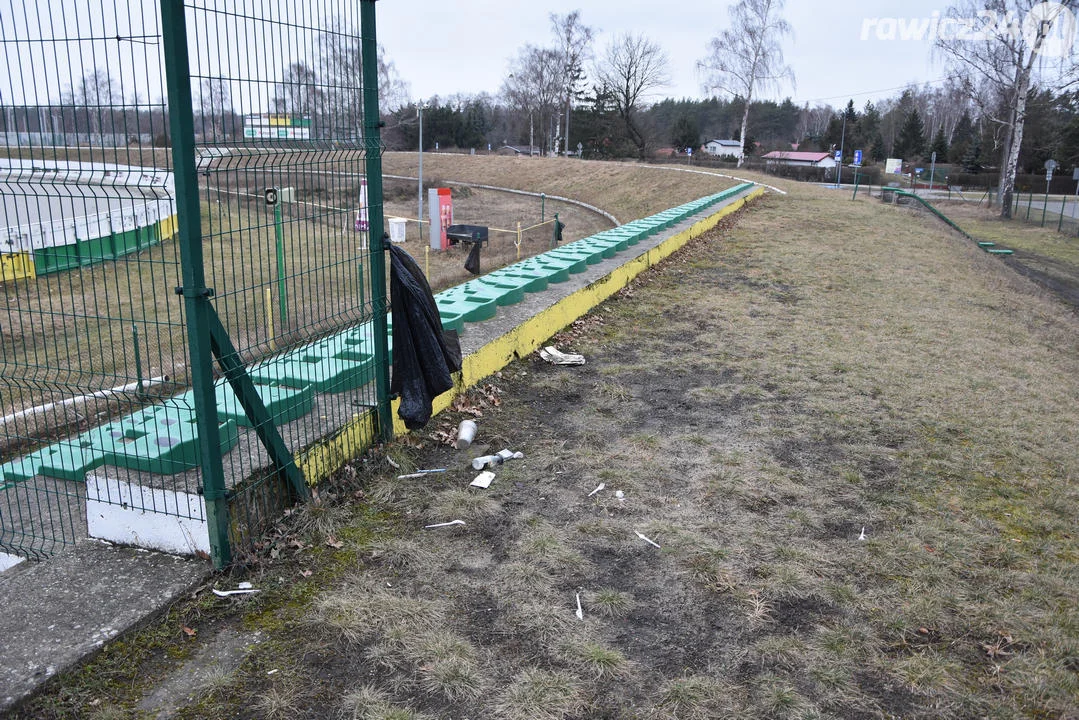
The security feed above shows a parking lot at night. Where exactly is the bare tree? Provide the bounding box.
[593,33,670,158]
[377,51,411,113]
[199,78,231,141]
[700,0,794,166]
[64,68,117,136]
[274,62,321,116]
[937,0,1078,217]
[272,61,327,140]
[502,45,563,152]
[799,102,834,143]
[550,11,595,154]
[319,20,412,141]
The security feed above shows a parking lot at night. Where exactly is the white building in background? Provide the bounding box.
[703,139,744,161]
[761,150,837,169]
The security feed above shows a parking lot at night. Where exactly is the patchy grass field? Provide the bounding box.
[938,200,1079,267]
[15,180,1079,719]
[904,198,1079,311]
[382,152,759,222]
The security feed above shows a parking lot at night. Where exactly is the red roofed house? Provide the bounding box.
[761,150,837,169]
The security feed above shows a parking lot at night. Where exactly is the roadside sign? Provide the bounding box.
[687,147,692,156]
[853,149,862,166]
[834,150,842,162]
[264,187,278,206]
[1045,159,1058,184]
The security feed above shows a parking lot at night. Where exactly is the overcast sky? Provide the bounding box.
[376,0,951,108]
[0,0,974,112]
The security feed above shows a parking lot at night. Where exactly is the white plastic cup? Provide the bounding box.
[456,420,477,449]
[471,454,503,470]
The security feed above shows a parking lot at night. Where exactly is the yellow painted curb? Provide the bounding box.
[299,187,764,483]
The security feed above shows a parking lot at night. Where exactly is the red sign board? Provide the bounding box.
[430,187,454,250]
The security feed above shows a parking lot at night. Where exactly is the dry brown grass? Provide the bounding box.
[937,198,1079,266]
[25,160,1079,719]
[382,152,756,222]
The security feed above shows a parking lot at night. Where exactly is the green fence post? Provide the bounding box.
[274,203,288,331]
[132,324,144,398]
[541,193,546,223]
[362,0,393,443]
[1026,189,1033,221]
[160,0,231,568]
[358,261,365,313]
[1059,196,1067,233]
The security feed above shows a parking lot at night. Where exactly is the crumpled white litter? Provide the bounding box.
[539,346,586,365]
[424,519,466,529]
[634,531,661,549]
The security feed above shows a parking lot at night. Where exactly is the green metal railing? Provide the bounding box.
[1,0,389,566]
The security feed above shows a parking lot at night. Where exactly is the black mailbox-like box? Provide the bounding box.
[446,224,489,246]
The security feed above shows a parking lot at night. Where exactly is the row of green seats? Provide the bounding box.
[0,185,752,486]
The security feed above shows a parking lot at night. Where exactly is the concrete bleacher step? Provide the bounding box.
[1,403,241,481]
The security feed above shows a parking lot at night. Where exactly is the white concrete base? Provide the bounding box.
[0,551,26,573]
[85,474,210,556]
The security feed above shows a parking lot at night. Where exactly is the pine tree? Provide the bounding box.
[860,101,881,141]
[842,100,861,153]
[929,125,949,161]
[894,109,926,161]
[948,111,974,164]
[871,133,886,162]
[962,137,983,173]
[671,115,700,152]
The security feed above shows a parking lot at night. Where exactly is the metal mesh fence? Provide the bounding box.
[1011,193,1079,236]
[1,1,183,559]
[0,1,386,563]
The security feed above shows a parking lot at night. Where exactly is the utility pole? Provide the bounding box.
[417,102,425,240]
[837,113,847,188]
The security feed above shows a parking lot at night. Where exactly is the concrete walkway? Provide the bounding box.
[0,183,761,713]
[0,540,208,711]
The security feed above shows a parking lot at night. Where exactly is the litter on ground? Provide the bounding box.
[635,531,661,549]
[472,448,524,470]
[470,471,496,489]
[397,468,447,479]
[212,582,260,597]
[539,346,586,365]
[424,519,466,529]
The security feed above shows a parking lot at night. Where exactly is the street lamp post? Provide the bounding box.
[837,113,847,188]
[417,102,426,241]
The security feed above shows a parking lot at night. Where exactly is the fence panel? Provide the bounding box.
[1,2,186,559]
[1,1,388,564]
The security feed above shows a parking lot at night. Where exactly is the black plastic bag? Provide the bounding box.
[464,241,482,275]
[388,244,462,430]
